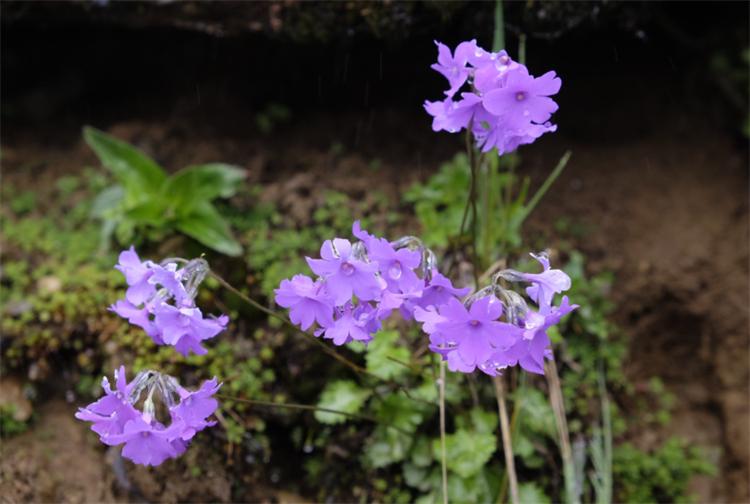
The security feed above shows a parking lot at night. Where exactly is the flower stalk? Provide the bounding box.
[494,375,520,504]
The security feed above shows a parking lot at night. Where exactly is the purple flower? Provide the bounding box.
[115,247,156,305]
[483,66,561,128]
[275,275,334,330]
[171,378,221,438]
[103,417,187,466]
[306,239,383,305]
[322,302,380,345]
[497,296,577,375]
[522,252,572,307]
[76,368,221,466]
[111,248,228,355]
[425,40,561,155]
[152,304,228,356]
[366,237,422,293]
[417,272,471,309]
[424,93,482,134]
[434,296,521,371]
[430,40,476,97]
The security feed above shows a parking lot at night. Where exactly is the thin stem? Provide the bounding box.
[494,375,519,504]
[459,128,475,236]
[439,360,449,504]
[497,373,526,504]
[546,359,579,504]
[217,394,410,435]
[519,150,571,223]
[493,0,505,52]
[209,271,369,376]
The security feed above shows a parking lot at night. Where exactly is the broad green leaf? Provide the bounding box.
[374,392,424,433]
[125,199,169,227]
[83,127,167,197]
[90,185,124,218]
[365,426,412,468]
[314,380,371,425]
[519,482,551,504]
[175,202,242,256]
[432,430,497,478]
[165,163,245,214]
[365,329,411,381]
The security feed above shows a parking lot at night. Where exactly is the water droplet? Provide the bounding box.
[341,262,355,276]
[388,262,402,280]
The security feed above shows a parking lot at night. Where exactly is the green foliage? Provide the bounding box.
[84,127,244,256]
[315,380,371,424]
[1,176,126,370]
[404,150,570,261]
[244,189,396,299]
[613,438,717,503]
[403,153,470,248]
[0,404,30,437]
[365,329,411,381]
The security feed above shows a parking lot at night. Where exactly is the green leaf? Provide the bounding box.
[165,163,246,214]
[432,430,497,478]
[125,199,169,227]
[519,482,551,504]
[374,392,424,433]
[365,329,411,381]
[175,202,242,256]
[314,380,371,425]
[90,185,124,219]
[365,426,412,468]
[83,126,167,197]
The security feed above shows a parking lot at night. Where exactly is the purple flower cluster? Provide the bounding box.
[75,366,220,466]
[274,221,469,346]
[111,247,228,356]
[425,40,561,155]
[414,252,577,376]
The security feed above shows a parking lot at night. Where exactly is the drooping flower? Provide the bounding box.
[433,296,521,371]
[521,252,572,307]
[111,249,228,355]
[365,237,422,294]
[274,275,334,330]
[152,304,229,356]
[431,40,476,97]
[76,367,220,466]
[306,239,383,305]
[322,302,380,346]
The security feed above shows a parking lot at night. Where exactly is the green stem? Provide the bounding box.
[217,394,410,435]
[439,360,449,504]
[546,359,579,504]
[210,271,369,376]
[494,375,519,504]
[519,150,571,223]
[493,0,505,52]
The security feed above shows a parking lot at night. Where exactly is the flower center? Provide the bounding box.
[340,262,355,276]
[515,92,526,102]
[469,319,480,327]
[388,262,402,280]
